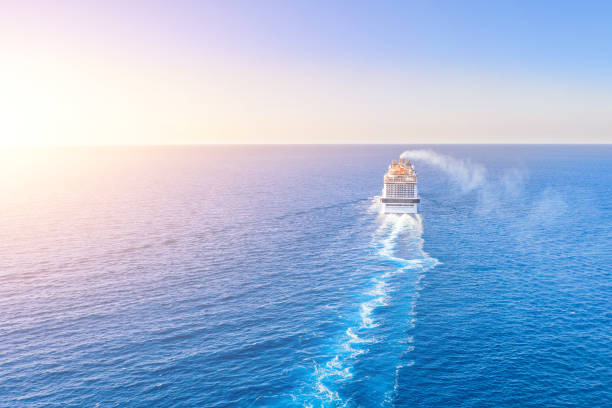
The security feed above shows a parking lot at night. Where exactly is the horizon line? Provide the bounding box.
[2,142,612,149]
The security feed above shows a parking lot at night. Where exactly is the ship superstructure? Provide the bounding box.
[380,158,420,214]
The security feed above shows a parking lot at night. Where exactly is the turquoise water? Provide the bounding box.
[1,145,610,407]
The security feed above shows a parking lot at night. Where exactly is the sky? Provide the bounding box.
[1,0,612,146]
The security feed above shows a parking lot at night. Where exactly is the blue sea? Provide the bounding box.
[1,145,611,407]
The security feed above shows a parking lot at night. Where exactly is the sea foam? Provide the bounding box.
[301,209,439,407]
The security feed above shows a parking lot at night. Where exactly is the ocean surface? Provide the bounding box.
[1,145,611,407]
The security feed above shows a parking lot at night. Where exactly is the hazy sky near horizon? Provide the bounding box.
[2,0,612,146]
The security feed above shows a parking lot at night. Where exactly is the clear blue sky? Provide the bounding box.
[196,0,612,76]
[2,0,612,144]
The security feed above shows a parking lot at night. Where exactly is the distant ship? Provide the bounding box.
[379,158,420,214]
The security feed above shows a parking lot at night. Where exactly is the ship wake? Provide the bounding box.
[298,209,439,407]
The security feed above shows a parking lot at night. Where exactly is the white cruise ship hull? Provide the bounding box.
[380,158,420,214]
[382,203,418,214]
[380,198,420,214]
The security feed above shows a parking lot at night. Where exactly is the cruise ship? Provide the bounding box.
[379,158,420,214]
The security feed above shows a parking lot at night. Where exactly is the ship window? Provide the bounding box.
[385,183,416,198]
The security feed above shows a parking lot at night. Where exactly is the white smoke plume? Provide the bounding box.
[400,149,532,215]
[400,150,487,193]
[400,149,568,221]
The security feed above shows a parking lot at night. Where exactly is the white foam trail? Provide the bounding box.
[307,208,439,407]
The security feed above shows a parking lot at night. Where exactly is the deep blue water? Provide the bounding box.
[1,145,611,407]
